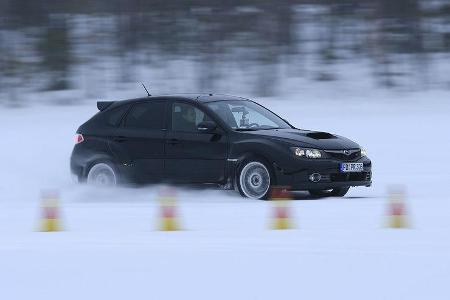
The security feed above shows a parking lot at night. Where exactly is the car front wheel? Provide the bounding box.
[237,160,272,200]
[86,162,118,186]
[308,187,350,198]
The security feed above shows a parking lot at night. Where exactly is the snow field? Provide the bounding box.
[1,93,450,299]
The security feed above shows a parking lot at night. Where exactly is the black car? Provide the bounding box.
[71,94,371,199]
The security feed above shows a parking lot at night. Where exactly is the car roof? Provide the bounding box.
[107,93,250,107]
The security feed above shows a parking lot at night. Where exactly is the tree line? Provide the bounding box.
[0,0,449,103]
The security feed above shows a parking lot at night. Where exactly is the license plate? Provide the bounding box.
[340,163,364,173]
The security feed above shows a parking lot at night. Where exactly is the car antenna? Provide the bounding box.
[141,82,151,97]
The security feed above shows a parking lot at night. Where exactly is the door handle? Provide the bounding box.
[113,136,128,142]
[166,138,180,145]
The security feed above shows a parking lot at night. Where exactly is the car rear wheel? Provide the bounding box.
[308,187,350,198]
[237,160,272,200]
[86,162,117,186]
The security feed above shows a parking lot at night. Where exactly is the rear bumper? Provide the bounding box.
[275,156,372,191]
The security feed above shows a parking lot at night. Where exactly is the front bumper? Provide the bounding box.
[275,156,372,191]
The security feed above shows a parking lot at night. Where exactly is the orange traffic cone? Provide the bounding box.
[40,191,62,232]
[157,186,180,231]
[271,186,293,230]
[386,186,409,228]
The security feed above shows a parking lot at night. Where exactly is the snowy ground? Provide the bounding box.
[1,92,450,299]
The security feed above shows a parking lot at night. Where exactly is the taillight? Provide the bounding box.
[74,133,84,144]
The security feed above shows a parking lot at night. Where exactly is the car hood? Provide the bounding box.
[245,128,360,150]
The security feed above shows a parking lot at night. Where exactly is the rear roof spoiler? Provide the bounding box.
[97,101,115,111]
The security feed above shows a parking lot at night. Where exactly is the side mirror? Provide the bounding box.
[197,121,217,133]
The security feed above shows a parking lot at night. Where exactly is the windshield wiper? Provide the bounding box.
[235,127,283,131]
[260,127,282,130]
[234,128,259,131]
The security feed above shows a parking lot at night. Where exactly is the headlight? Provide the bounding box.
[361,148,367,157]
[291,147,322,159]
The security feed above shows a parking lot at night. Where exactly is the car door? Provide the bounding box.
[165,101,228,183]
[109,100,167,182]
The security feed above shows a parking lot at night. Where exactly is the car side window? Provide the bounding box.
[171,102,210,132]
[104,104,130,126]
[124,101,166,129]
[207,102,238,128]
[229,103,279,128]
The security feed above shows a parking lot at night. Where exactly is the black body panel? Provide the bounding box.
[108,126,166,182]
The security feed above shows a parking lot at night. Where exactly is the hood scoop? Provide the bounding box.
[306,131,336,140]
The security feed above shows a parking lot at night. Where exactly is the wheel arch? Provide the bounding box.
[229,138,297,189]
[233,151,278,186]
[82,154,120,181]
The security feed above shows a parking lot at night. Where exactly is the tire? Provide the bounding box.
[308,187,350,198]
[236,159,273,200]
[86,162,118,186]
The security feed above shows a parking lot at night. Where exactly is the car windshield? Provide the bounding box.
[205,100,291,131]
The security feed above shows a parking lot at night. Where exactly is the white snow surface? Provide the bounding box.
[1,92,450,299]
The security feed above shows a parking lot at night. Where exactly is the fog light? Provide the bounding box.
[309,173,321,182]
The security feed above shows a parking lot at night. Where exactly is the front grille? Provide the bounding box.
[324,149,361,161]
[330,172,370,182]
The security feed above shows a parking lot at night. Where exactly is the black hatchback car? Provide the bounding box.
[71,94,371,199]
